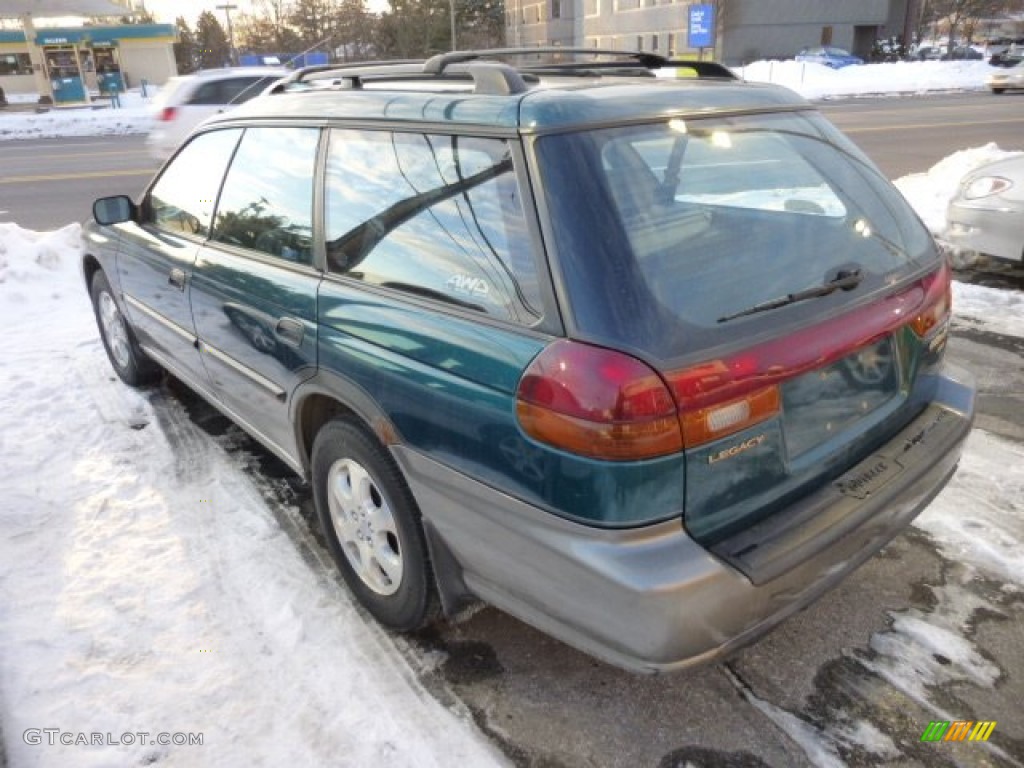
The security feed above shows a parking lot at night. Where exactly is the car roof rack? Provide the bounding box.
[269,48,736,97]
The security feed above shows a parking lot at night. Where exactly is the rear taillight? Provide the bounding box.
[910,261,952,339]
[667,264,948,448]
[158,107,178,122]
[515,340,682,461]
[518,265,949,457]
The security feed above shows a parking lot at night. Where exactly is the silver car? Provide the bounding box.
[947,155,1024,264]
[146,68,287,160]
[986,59,1024,93]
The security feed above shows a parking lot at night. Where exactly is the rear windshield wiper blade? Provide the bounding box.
[717,269,862,323]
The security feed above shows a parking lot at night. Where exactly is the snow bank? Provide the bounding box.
[0,225,505,767]
[734,59,996,99]
[893,143,1024,235]
[954,282,1024,338]
[0,222,82,294]
[0,89,154,140]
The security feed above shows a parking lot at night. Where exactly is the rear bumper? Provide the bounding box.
[396,365,975,674]
[947,199,1023,263]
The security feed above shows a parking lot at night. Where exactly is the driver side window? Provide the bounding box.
[148,129,242,237]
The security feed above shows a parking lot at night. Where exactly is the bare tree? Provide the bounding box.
[923,0,1005,50]
[255,0,303,53]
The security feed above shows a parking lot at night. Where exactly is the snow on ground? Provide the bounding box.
[893,143,1024,235]
[0,89,154,140]
[0,223,505,766]
[1,69,1023,761]
[890,144,1024,337]
[734,59,996,100]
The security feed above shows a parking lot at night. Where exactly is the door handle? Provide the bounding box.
[168,268,186,291]
[275,317,304,348]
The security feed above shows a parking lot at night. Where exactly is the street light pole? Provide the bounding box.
[216,3,238,66]
[448,0,456,50]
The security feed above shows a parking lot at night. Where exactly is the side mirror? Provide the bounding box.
[93,195,135,226]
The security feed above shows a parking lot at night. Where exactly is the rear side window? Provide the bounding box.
[186,80,223,105]
[324,129,541,324]
[147,128,242,237]
[212,127,319,265]
[536,111,937,358]
[187,76,268,106]
[221,76,276,104]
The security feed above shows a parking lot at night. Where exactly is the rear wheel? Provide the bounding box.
[992,87,1006,94]
[312,419,437,631]
[89,271,160,386]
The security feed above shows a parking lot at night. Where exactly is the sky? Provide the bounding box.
[134,0,389,26]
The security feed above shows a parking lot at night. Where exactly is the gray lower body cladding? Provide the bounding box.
[394,364,975,673]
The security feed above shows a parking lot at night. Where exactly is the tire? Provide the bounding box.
[992,88,1005,94]
[312,419,438,631]
[89,271,161,386]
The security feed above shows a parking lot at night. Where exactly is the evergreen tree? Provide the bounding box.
[173,16,199,73]
[195,11,232,69]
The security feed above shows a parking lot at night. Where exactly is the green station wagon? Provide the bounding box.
[83,49,975,673]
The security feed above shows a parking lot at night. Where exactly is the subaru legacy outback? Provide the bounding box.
[82,49,974,673]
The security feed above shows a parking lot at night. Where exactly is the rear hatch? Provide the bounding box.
[535,108,950,546]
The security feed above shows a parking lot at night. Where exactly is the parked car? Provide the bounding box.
[913,44,946,60]
[989,51,1023,67]
[794,46,864,68]
[947,154,1024,263]
[986,58,1024,92]
[83,49,974,673]
[943,45,984,60]
[145,67,287,160]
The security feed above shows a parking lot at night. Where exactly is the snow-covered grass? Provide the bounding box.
[0,223,506,766]
[733,59,997,100]
[0,88,154,140]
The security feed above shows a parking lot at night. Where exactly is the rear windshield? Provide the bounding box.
[535,111,938,361]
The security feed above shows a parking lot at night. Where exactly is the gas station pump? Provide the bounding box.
[41,41,88,104]
[92,42,124,96]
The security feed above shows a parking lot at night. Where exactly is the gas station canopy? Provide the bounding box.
[1,0,150,105]
[1,0,134,18]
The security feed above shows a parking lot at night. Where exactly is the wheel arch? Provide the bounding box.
[82,253,103,291]
[292,370,403,479]
[292,371,474,617]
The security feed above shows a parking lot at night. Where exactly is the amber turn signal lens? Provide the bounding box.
[680,386,780,447]
[910,262,952,339]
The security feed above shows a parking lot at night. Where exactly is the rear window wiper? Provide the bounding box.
[717,268,862,323]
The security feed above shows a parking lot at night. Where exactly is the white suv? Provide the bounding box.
[146,67,287,160]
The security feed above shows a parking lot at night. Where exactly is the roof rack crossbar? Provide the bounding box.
[269,59,425,92]
[424,47,669,74]
[272,60,530,96]
[268,48,736,97]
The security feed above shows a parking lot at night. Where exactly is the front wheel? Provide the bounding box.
[89,271,160,386]
[312,419,438,631]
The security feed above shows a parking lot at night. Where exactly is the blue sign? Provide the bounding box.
[688,4,715,49]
